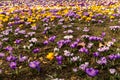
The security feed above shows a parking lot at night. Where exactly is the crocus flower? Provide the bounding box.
[83,27,89,32]
[9,62,17,69]
[109,68,116,74]
[67,29,73,34]
[18,30,26,34]
[85,68,99,77]
[116,53,120,59]
[19,55,27,62]
[79,47,89,54]
[56,55,63,65]
[5,46,13,51]
[31,26,37,30]
[14,39,22,44]
[93,52,99,57]
[70,42,78,48]
[2,30,9,35]
[64,50,71,57]
[97,57,107,65]
[29,61,40,71]
[101,32,106,37]
[46,52,54,60]
[97,46,109,52]
[108,54,116,60]
[89,36,103,41]
[87,42,94,48]
[48,36,56,42]
[71,56,80,62]
[14,28,20,32]
[54,47,59,52]
[2,38,9,41]
[43,40,49,45]
[79,62,89,70]
[27,32,36,36]
[57,40,65,48]
[64,35,73,39]
[6,55,17,62]
[29,38,37,43]
[109,26,120,31]
[72,68,78,72]
[32,48,40,53]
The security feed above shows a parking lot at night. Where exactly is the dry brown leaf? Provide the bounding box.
[77,42,85,49]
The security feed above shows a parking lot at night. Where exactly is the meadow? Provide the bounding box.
[0,1,120,80]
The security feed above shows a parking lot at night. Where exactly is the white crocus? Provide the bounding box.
[64,35,73,39]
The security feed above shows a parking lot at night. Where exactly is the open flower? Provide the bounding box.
[19,54,27,62]
[29,61,40,71]
[9,62,17,69]
[85,68,99,77]
[29,38,37,43]
[6,55,17,62]
[46,52,54,60]
[79,62,89,70]
[109,68,116,74]
[97,57,107,65]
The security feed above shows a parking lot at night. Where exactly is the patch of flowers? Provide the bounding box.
[0,0,120,79]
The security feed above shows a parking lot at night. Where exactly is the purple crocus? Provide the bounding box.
[5,46,13,51]
[48,36,56,42]
[56,55,63,65]
[32,48,40,53]
[57,40,65,48]
[14,28,20,32]
[93,52,99,57]
[116,53,120,59]
[6,55,17,62]
[2,38,9,41]
[9,62,17,69]
[97,57,107,65]
[31,26,37,30]
[89,36,103,41]
[83,12,89,16]
[79,62,89,70]
[64,39,71,44]
[101,32,106,37]
[67,29,74,34]
[18,30,26,34]
[79,47,89,54]
[14,39,22,44]
[85,68,99,77]
[70,42,78,48]
[29,61,40,71]
[43,40,49,45]
[42,17,49,22]
[19,55,27,62]
[108,54,116,60]
[83,27,89,32]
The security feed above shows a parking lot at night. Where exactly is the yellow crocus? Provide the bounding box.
[86,17,91,21]
[110,16,115,19]
[46,52,54,60]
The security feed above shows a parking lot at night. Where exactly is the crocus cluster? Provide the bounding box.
[0,0,119,79]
